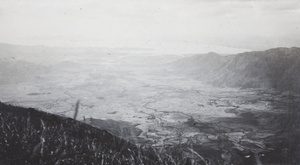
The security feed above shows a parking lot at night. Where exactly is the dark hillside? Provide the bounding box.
[0,102,189,165]
[220,47,300,91]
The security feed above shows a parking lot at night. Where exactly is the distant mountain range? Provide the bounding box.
[1,43,299,93]
[173,47,300,93]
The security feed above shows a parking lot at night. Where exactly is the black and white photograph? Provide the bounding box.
[0,0,300,164]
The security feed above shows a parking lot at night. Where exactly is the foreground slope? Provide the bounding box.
[0,102,188,165]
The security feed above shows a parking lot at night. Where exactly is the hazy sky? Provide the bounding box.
[0,0,299,52]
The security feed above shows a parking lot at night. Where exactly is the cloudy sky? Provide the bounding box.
[0,0,299,52]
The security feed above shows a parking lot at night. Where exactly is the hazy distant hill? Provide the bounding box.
[173,47,300,93]
[0,43,91,84]
[0,60,50,84]
[0,44,78,63]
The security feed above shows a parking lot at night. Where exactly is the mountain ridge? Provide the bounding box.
[173,47,300,93]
